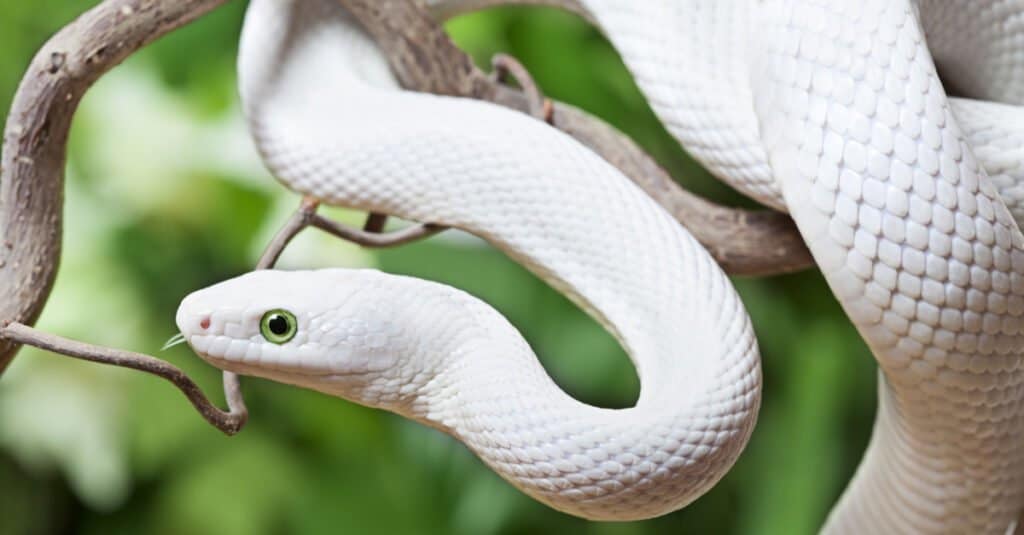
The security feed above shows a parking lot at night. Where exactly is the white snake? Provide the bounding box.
[175,0,1024,531]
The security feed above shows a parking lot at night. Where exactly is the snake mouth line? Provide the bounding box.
[189,338,361,380]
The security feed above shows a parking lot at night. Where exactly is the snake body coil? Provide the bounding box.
[177,0,1024,531]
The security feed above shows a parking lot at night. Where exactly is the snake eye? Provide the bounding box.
[260,309,297,344]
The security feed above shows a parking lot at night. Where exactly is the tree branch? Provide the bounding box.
[490,53,552,122]
[0,0,243,435]
[256,198,323,270]
[0,0,232,370]
[337,0,813,277]
[0,321,247,435]
[309,216,446,247]
[255,198,445,270]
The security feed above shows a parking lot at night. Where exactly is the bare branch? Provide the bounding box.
[0,322,246,435]
[310,215,446,247]
[0,0,249,432]
[490,54,552,122]
[257,198,445,267]
[337,0,813,276]
[256,197,322,269]
[0,0,231,370]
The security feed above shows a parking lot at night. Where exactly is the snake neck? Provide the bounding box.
[296,274,760,521]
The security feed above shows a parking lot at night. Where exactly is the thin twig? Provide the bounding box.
[258,197,445,261]
[310,214,446,247]
[216,196,323,422]
[0,322,246,435]
[256,197,321,269]
[491,54,552,123]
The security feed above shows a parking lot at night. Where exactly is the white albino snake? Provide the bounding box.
[176,0,1024,531]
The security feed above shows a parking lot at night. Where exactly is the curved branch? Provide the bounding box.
[0,0,231,370]
[0,322,246,435]
[490,54,552,122]
[309,216,446,247]
[256,198,323,270]
[337,0,813,277]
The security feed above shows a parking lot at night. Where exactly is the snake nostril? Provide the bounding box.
[199,317,211,330]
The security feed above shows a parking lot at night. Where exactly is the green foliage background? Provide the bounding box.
[0,2,878,534]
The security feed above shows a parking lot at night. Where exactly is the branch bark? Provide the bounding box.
[338,0,814,276]
[0,0,231,370]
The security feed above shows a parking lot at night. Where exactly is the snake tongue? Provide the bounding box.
[161,332,187,351]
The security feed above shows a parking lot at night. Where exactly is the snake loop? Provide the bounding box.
[177,0,1024,531]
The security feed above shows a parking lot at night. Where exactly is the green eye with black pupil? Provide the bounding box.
[260,309,297,344]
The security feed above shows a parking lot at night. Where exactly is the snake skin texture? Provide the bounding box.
[431,0,1024,220]
[918,0,1024,105]
[180,0,760,520]
[175,0,1024,531]
[953,100,1024,226]
[751,1,1024,532]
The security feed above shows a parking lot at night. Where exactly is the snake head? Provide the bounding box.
[176,269,408,403]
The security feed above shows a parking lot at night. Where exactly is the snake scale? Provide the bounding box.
[175,0,1024,531]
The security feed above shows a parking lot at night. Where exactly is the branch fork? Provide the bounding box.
[490,53,553,123]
